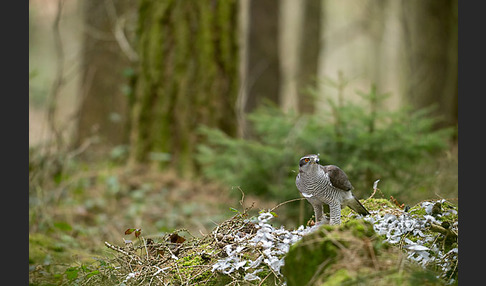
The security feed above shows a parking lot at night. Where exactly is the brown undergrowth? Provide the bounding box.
[81,206,261,285]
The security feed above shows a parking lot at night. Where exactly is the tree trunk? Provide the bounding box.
[237,0,280,138]
[128,0,239,177]
[244,0,281,114]
[399,0,458,129]
[297,0,321,114]
[75,0,137,153]
[279,0,304,113]
[279,0,321,115]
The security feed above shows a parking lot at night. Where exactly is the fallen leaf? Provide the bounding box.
[169,233,186,244]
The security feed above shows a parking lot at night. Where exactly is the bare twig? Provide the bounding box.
[104,241,143,265]
[367,179,383,200]
[67,136,97,160]
[258,271,272,286]
[306,258,331,286]
[232,186,245,207]
[269,197,306,213]
[47,0,65,149]
[104,0,138,62]
[365,238,379,270]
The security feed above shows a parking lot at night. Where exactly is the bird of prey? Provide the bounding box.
[295,154,370,225]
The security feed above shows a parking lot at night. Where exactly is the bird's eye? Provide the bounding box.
[304,158,310,163]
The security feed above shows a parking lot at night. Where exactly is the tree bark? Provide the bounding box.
[128,0,239,177]
[399,0,458,129]
[279,0,321,115]
[279,0,304,113]
[244,0,281,114]
[297,0,321,114]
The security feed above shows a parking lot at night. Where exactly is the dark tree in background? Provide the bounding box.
[75,0,138,152]
[297,0,321,114]
[400,0,458,130]
[239,0,321,135]
[244,0,281,114]
[128,0,239,177]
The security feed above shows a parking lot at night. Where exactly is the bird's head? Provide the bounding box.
[298,154,320,171]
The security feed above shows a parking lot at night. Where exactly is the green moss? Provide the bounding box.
[283,218,405,286]
[29,233,66,265]
[256,269,271,279]
[341,198,400,223]
[283,222,365,286]
[408,200,458,228]
[181,254,202,265]
[408,204,427,216]
[363,198,398,212]
[30,232,98,267]
[408,268,443,285]
[323,269,352,286]
[205,274,233,286]
[342,218,375,238]
[438,201,458,221]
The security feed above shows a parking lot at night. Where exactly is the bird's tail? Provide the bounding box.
[346,196,370,216]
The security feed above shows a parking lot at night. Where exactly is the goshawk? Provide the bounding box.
[296,154,370,225]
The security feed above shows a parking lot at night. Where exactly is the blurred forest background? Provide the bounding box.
[29,0,457,283]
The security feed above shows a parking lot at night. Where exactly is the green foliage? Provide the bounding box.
[196,80,454,206]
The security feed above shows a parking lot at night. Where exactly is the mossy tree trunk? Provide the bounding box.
[128,0,239,177]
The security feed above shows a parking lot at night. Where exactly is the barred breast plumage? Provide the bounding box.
[296,154,370,225]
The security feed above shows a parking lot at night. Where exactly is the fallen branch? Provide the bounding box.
[104,241,143,265]
[269,197,306,213]
[429,223,457,240]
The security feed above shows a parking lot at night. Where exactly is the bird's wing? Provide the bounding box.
[345,195,370,215]
[321,165,353,191]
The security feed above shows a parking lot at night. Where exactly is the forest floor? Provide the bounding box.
[28,153,282,285]
[28,103,458,285]
[29,151,458,285]
[29,162,458,285]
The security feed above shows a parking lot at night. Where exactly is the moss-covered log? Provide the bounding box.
[282,219,446,286]
[129,0,239,176]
